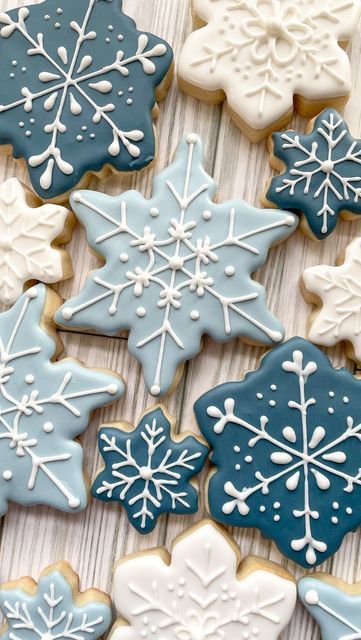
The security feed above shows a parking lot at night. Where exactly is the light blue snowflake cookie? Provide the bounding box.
[194,337,361,568]
[92,405,209,533]
[0,283,124,515]
[56,133,298,396]
[0,0,173,200]
[299,575,361,640]
[265,109,361,239]
[0,563,112,640]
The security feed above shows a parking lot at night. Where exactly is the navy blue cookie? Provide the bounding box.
[265,109,361,239]
[194,337,361,568]
[0,0,173,200]
[92,405,209,533]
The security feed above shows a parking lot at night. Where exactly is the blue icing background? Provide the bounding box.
[266,109,361,239]
[0,0,173,199]
[194,337,361,568]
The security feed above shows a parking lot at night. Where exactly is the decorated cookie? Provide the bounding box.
[264,109,361,239]
[0,562,112,640]
[0,283,124,515]
[177,1,361,142]
[195,337,361,568]
[0,178,74,305]
[109,520,296,640]
[0,0,174,202]
[299,575,361,640]
[56,133,297,396]
[92,405,209,533]
[302,237,361,364]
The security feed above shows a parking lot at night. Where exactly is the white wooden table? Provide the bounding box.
[1,1,361,638]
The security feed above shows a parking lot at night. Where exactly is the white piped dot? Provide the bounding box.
[25,374,35,384]
[274,514,280,522]
[68,497,81,509]
[260,505,265,512]
[77,135,83,141]
[234,445,241,453]
[328,407,334,414]
[126,98,133,105]
[187,133,198,144]
[190,310,200,321]
[3,470,12,481]
[43,422,54,433]
[72,192,82,203]
[62,308,73,320]
[55,22,61,28]
[245,455,252,463]
[332,516,338,524]
[19,122,25,128]
[107,384,119,395]
[151,385,161,396]
[202,210,212,221]
[346,507,353,515]
[270,384,277,391]
[332,501,339,510]
[256,393,263,399]
[225,266,235,277]
[305,590,319,606]
[26,130,31,137]
[137,307,146,318]
[235,463,241,471]
[329,391,335,397]
[343,396,349,403]
[150,207,159,218]
[269,400,276,407]
[26,288,38,299]
[120,253,129,262]
[118,34,124,40]
[274,501,280,509]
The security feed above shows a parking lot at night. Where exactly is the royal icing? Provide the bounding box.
[0,284,124,515]
[0,178,70,305]
[0,565,112,640]
[178,0,361,136]
[92,406,209,533]
[110,521,296,640]
[299,576,361,640]
[266,109,361,239]
[0,0,173,200]
[303,237,361,361]
[194,337,361,568]
[56,133,297,396]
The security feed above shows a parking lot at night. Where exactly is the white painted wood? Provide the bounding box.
[0,1,361,639]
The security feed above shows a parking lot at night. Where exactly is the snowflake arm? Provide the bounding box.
[266,109,361,239]
[0,0,173,200]
[178,0,361,139]
[91,406,209,533]
[194,337,361,568]
[0,284,124,515]
[299,576,361,640]
[56,133,297,396]
[0,564,111,640]
[302,237,361,362]
[110,521,296,640]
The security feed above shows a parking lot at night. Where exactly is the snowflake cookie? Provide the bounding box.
[0,283,124,516]
[194,337,361,568]
[302,237,361,364]
[299,575,361,640]
[0,178,73,306]
[0,0,174,201]
[264,109,361,239]
[177,0,361,142]
[56,133,298,396]
[0,562,112,640]
[109,520,296,640]
[92,405,209,533]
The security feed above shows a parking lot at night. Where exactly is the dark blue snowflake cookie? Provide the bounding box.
[194,337,361,568]
[0,0,173,200]
[264,109,361,240]
[92,405,209,533]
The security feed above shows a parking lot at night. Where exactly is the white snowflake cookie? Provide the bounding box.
[0,562,112,640]
[56,133,297,396]
[0,283,124,515]
[110,520,297,640]
[302,237,361,364]
[0,178,73,306]
[178,0,361,141]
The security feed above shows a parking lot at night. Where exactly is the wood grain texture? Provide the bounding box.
[0,1,361,639]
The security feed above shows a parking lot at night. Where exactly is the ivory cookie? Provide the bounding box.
[0,178,74,306]
[0,283,124,515]
[110,520,296,640]
[195,337,361,568]
[302,237,361,364]
[56,133,297,396]
[299,574,361,640]
[0,563,112,640]
[92,405,209,534]
[264,109,361,239]
[177,0,361,142]
[0,0,174,202]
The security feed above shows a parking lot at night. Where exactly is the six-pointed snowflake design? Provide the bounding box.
[56,133,297,396]
[110,521,296,640]
[0,178,71,305]
[0,564,112,640]
[266,109,361,239]
[0,284,123,516]
[303,237,361,362]
[195,338,361,568]
[0,0,173,199]
[178,0,361,138]
[92,406,209,533]
[299,576,361,640]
